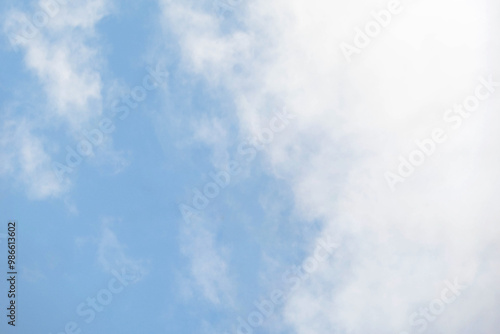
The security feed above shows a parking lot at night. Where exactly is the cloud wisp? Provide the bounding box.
[157,0,500,333]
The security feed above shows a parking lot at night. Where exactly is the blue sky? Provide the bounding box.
[1,0,500,333]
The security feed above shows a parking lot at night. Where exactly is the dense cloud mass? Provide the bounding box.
[160,0,500,333]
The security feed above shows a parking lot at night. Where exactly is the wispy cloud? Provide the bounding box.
[97,219,148,281]
[4,0,112,129]
[2,0,113,199]
[179,214,235,307]
[0,117,69,199]
[157,0,500,332]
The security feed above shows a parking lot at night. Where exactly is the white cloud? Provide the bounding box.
[179,214,235,307]
[191,115,231,169]
[158,0,500,332]
[0,118,70,199]
[4,0,111,129]
[97,219,148,281]
[1,0,113,199]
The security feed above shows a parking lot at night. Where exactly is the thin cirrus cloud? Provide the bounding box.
[4,0,111,128]
[96,221,149,280]
[0,117,67,199]
[179,214,235,307]
[2,0,113,199]
[157,0,500,333]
